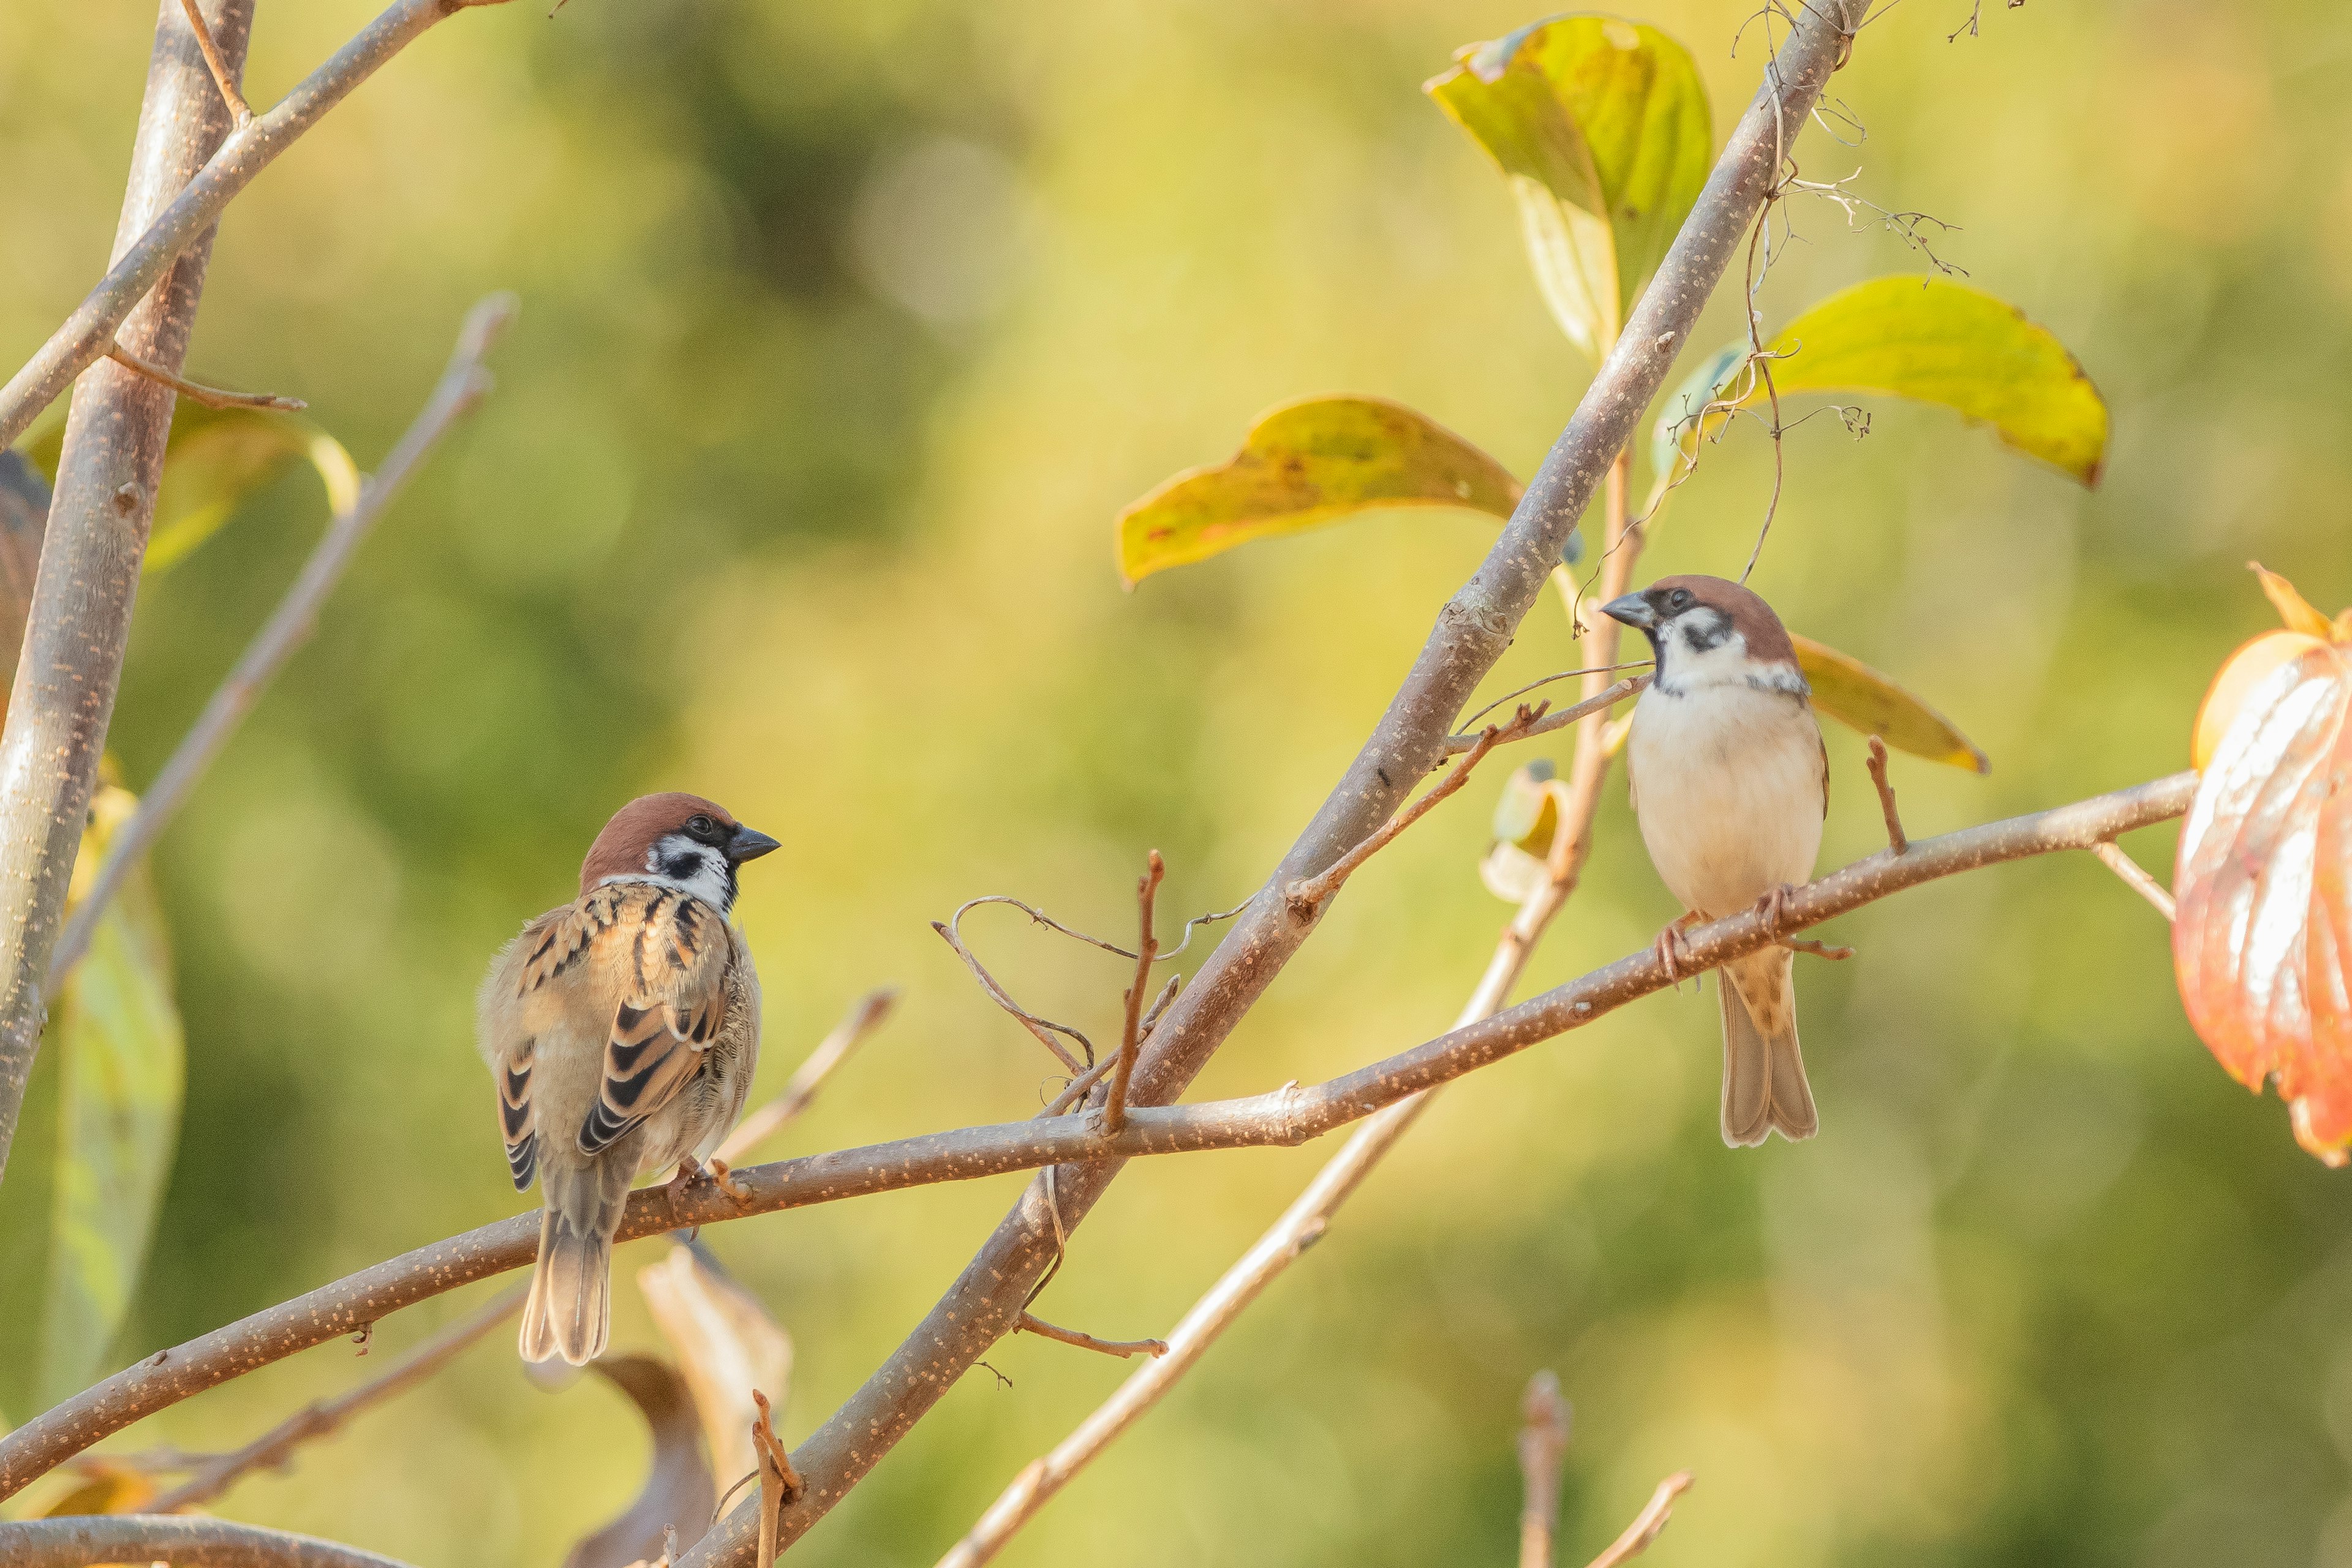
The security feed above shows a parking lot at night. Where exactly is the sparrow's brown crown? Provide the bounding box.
[580,792,769,893]
[1645,575,1798,665]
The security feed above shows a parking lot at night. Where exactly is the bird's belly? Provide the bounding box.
[1628,685,1823,918]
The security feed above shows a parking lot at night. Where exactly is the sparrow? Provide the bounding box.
[1601,575,1826,1147]
[478,792,780,1364]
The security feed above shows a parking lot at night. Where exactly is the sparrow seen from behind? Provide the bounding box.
[478,792,780,1363]
[1602,575,1828,1147]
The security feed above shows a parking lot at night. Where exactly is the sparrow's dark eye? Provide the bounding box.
[684,814,721,843]
[1666,587,1694,612]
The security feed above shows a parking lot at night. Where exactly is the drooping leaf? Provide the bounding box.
[21,402,358,575]
[2173,641,2352,1164]
[1757,277,2109,485]
[1791,633,1989,774]
[1428,15,1711,358]
[564,1355,717,1568]
[638,1241,793,1493]
[1117,397,1523,586]
[37,777,184,1409]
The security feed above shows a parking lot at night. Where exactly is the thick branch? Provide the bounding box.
[0,0,254,1185]
[0,0,515,453]
[47,295,513,990]
[0,767,2190,1505]
[0,1517,415,1568]
[678,16,1877,1556]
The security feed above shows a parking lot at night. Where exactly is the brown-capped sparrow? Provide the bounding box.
[478,792,778,1363]
[1602,575,1826,1147]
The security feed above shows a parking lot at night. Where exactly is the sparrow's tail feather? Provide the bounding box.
[520,1158,632,1365]
[1717,951,1817,1147]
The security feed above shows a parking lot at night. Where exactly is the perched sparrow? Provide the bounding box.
[1602,575,1826,1147]
[478,793,780,1363]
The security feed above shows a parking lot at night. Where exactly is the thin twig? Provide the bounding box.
[0,769,2199,1504]
[1866,736,1907,854]
[714,989,897,1165]
[1446,676,1649,755]
[1518,1372,1571,1568]
[1288,705,1546,919]
[45,295,516,992]
[1101,853,1164,1137]
[1461,662,1651,730]
[1036,1056,1117,1119]
[1583,1472,1694,1568]
[933,911,1093,1073]
[178,0,254,124]
[2089,840,2174,921]
[1014,1314,1167,1360]
[143,1287,521,1513]
[104,341,300,410]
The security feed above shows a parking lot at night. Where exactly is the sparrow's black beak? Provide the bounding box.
[1599,592,1656,631]
[727,825,782,864]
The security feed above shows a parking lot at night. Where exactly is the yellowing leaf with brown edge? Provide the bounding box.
[1117,397,1523,586]
[1792,633,1989,774]
[2173,638,2352,1165]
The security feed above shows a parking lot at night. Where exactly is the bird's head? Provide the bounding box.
[579,792,781,911]
[1600,574,1806,698]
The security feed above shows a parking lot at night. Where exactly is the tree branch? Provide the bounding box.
[1443,676,1648,755]
[1519,1372,1571,1568]
[1866,736,1907,853]
[0,0,255,1185]
[176,0,253,124]
[45,295,513,991]
[2089,839,2174,921]
[1013,1313,1167,1360]
[140,1287,522,1515]
[714,989,898,1166]
[0,0,517,454]
[1583,1472,1693,1568]
[0,1517,416,1568]
[104,341,302,410]
[0,769,2193,1503]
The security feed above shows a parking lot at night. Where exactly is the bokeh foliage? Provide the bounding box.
[2,2,2350,1566]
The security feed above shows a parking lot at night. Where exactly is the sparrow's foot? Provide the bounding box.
[706,1156,754,1207]
[1653,911,1702,983]
[1781,935,1854,961]
[1752,883,1801,936]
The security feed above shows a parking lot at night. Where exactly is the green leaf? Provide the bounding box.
[1760,277,2109,485]
[1117,397,1524,586]
[37,779,185,1408]
[1428,15,1711,358]
[17,403,359,575]
[1490,758,1561,853]
[1793,633,1989,774]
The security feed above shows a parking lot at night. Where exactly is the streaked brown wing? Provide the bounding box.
[497,1036,537,1191]
[580,889,733,1157]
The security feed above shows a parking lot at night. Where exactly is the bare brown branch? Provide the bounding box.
[750,1390,801,1568]
[1101,852,1164,1136]
[714,988,897,1165]
[104,340,300,410]
[1445,675,1649,755]
[933,908,1093,1074]
[2089,839,2175,921]
[0,766,2188,1504]
[0,1515,415,1568]
[46,295,514,992]
[1866,736,1908,853]
[1519,1372,1572,1568]
[1584,1472,1694,1568]
[143,1288,521,1514]
[1287,705,1545,919]
[1014,1313,1167,1360]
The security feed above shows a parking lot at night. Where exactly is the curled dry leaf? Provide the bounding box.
[637,1242,793,1490]
[2174,567,2352,1164]
[562,1356,717,1568]
[1115,396,1523,586]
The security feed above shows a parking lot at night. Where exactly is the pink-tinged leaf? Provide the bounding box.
[2173,642,2352,1163]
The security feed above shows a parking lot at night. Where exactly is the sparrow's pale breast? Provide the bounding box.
[1627,682,1823,917]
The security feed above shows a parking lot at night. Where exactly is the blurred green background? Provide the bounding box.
[4,0,2352,1563]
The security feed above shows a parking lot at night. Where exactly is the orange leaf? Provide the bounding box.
[2250,560,2338,640]
[2172,641,2352,1164]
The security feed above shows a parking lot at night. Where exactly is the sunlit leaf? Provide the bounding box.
[564,1355,717,1568]
[2252,560,2337,641]
[18,402,358,576]
[1490,759,1561,854]
[1757,277,2109,485]
[1117,397,1523,586]
[2195,630,2328,772]
[2173,641,2352,1165]
[32,1457,157,1517]
[638,1241,793,1491]
[1428,15,1711,358]
[37,775,184,1409]
[1792,633,1989,774]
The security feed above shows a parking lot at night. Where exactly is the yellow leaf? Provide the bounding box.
[1792,633,1989,774]
[2250,561,2339,641]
